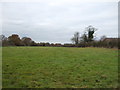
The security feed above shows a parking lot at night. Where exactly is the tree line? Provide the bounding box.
[71,26,119,48]
[0,34,65,47]
[0,25,119,48]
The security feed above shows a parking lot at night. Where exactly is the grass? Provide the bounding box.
[2,47,118,88]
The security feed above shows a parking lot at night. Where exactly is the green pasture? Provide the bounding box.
[2,47,118,88]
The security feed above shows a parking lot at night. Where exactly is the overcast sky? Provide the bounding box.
[1,1,118,43]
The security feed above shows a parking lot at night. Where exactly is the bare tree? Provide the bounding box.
[0,35,8,46]
[80,33,88,42]
[71,32,80,45]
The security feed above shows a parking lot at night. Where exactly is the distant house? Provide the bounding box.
[103,38,119,48]
[103,38,118,42]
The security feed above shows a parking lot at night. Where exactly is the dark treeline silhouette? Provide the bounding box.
[0,25,119,48]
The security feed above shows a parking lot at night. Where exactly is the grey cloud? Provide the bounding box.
[2,2,118,43]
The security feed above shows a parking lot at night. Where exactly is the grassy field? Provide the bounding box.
[2,47,118,88]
